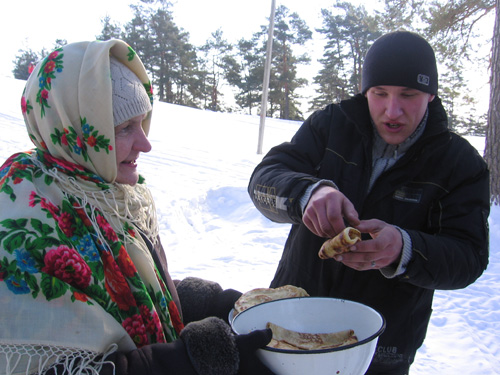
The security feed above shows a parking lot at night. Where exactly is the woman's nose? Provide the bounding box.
[135,128,152,153]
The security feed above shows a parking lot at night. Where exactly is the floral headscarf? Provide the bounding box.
[22,39,153,183]
[0,40,183,375]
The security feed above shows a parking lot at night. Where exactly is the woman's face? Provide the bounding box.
[366,85,435,145]
[114,114,151,185]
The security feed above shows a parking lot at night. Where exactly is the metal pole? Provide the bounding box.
[257,0,276,154]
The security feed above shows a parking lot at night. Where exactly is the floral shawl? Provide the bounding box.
[0,40,183,375]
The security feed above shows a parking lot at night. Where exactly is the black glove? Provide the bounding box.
[208,288,242,323]
[181,317,274,375]
[235,328,275,375]
[176,277,242,324]
[102,340,198,375]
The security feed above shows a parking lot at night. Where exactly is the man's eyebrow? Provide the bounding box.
[401,87,419,92]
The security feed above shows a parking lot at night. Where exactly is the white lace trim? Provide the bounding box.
[30,153,159,248]
[0,343,117,375]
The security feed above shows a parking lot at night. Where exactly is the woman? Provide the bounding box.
[0,39,272,375]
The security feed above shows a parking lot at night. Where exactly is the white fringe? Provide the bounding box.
[30,154,159,248]
[0,343,118,375]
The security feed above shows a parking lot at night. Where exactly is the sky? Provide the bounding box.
[1,0,348,76]
[2,0,379,118]
[2,0,492,116]
[1,0,350,117]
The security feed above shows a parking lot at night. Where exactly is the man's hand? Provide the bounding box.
[303,185,359,238]
[335,219,403,270]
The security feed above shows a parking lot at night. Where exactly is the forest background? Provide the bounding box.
[7,0,500,203]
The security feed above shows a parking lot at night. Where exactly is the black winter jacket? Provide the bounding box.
[248,95,490,373]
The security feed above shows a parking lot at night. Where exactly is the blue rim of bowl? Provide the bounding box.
[231,296,386,355]
[228,308,237,324]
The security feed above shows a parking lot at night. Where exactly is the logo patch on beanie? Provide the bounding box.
[417,74,430,86]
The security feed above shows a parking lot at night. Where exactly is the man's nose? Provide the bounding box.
[385,97,403,119]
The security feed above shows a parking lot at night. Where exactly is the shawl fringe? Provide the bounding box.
[0,343,118,375]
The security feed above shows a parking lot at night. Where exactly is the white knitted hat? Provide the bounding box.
[110,57,152,126]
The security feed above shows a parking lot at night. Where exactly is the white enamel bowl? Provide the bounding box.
[231,297,385,375]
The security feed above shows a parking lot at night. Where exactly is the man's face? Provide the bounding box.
[366,86,435,145]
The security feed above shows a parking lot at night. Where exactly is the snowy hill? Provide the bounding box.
[0,76,499,374]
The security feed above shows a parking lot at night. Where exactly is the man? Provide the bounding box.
[248,31,490,374]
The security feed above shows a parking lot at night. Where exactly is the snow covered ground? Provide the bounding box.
[1,76,499,374]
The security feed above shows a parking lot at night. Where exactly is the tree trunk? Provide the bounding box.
[485,0,500,205]
[283,45,290,120]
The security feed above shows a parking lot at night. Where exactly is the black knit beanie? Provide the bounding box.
[361,31,438,95]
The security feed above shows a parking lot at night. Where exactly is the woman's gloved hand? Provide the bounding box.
[181,317,274,375]
[99,323,273,375]
[235,328,274,375]
[175,277,242,324]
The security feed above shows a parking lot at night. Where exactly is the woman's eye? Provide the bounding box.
[116,124,132,136]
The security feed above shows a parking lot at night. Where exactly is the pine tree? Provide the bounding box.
[486,0,500,204]
[123,3,202,107]
[176,36,203,108]
[396,0,497,202]
[97,15,123,41]
[12,40,66,80]
[377,0,419,31]
[229,36,265,115]
[266,5,312,120]
[149,7,182,103]
[257,5,312,120]
[199,29,235,111]
[12,49,40,80]
[312,1,379,110]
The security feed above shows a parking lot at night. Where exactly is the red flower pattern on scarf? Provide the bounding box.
[123,314,148,348]
[44,61,56,74]
[1,43,182,347]
[40,197,59,217]
[73,291,89,302]
[168,300,184,334]
[21,97,31,114]
[43,153,86,172]
[87,135,97,147]
[57,211,75,237]
[117,245,137,278]
[42,245,92,289]
[72,202,92,227]
[0,161,28,186]
[101,250,136,311]
[97,214,119,242]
